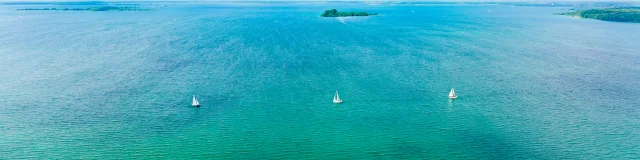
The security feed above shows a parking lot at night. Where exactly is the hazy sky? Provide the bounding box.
[1,0,638,2]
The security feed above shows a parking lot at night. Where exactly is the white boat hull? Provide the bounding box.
[448,88,457,99]
[333,90,342,104]
[192,96,200,107]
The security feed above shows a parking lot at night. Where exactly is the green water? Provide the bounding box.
[1,2,639,159]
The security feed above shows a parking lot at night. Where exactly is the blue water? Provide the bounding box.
[1,2,639,159]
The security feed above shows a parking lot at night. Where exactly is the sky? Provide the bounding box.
[0,0,638,3]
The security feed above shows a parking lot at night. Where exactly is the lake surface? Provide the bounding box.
[1,2,639,159]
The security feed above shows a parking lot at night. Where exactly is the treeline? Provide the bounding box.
[320,9,377,17]
[556,7,640,23]
[18,6,151,11]
[19,8,87,11]
[113,4,140,6]
[4,1,105,5]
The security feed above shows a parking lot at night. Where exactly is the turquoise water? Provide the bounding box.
[1,2,639,159]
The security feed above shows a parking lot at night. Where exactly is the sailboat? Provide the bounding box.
[192,95,200,107]
[448,88,457,99]
[333,90,343,104]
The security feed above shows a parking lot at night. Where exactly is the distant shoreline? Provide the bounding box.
[17,6,151,11]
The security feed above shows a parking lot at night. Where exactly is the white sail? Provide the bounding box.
[192,96,200,106]
[448,88,457,99]
[333,90,342,103]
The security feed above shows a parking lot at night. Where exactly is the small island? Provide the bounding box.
[555,7,640,23]
[18,6,151,11]
[320,9,377,17]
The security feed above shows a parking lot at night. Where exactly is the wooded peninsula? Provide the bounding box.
[555,7,640,23]
[320,9,377,17]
